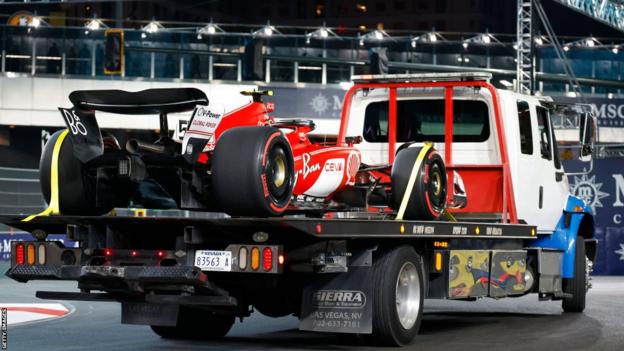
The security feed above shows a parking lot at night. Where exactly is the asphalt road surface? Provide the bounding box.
[1,262,623,351]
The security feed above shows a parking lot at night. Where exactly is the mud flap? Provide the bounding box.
[299,249,373,334]
[58,107,103,163]
[121,302,179,327]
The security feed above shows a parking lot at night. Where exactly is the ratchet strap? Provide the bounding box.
[396,142,432,221]
[22,129,69,222]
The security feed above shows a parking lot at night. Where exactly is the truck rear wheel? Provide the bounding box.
[562,236,587,313]
[212,126,295,217]
[150,308,235,339]
[368,246,424,346]
[391,146,447,220]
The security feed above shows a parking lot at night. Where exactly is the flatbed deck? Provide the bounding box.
[0,210,536,240]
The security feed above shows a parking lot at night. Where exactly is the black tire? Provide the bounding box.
[151,308,235,340]
[391,146,447,220]
[40,129,109,215]
[562,236,587,313]
[212,126,295,217]
[368,246,424,346]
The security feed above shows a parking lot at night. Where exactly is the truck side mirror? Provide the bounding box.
[578,113,594,159]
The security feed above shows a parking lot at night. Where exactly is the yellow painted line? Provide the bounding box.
[396,143,432,220]
[22,130,69,222]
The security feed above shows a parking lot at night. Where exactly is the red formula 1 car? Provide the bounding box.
[37,87,450,220]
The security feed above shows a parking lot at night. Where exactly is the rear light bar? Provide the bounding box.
[12,241,79,267]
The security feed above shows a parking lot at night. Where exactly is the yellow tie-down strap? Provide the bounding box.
[395,142,432,221]
[22,129,69,222]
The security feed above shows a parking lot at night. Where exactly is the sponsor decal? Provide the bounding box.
[312,290,366,309]
[301,153,321,179]
[570,172,610,214]
[615,244,624,261]
[182,105,224,153]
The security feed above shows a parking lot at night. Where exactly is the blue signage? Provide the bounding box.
[564,158,624,275]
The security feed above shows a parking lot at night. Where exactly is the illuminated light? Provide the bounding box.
[38,245,46,265]
[513,43,518,50]
[462,42,468,49]
[131,250,138,257]
[608,93,615,99]
[141,32,147,39]
[374,30,383,40]
[464,57,470,63]
[278,254,285,265]
[411,40,417,48]
[262,247,273,271]
[197,33,202,40]
[239,247,248,270]
[457,56,463,62]
[434,241,449,248]
[104,248,113,257]
[475,226,480,235]
[429,32,437,42]
[31,17,41,28]
[156,250,165,258]
[531,228,536,236]
[319,28,328,38]
[306,37,311,44]
[356,3,367,12]
[535,37,543,46]
[359,39,364,46]
[586,38,595,47]
[563,45,570,52]
[315,223,322,234]
[16,244,25,265]
[207,24,216,35]
[612,46,619,55]
[264,26,273,36]
[27,244,36,265]
[250,247,260,270]
[482,34,491,44]
[434,252,443,272]
[400,224,405,234]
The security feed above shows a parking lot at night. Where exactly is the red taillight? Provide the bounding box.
[156,250,165,258]
[16,244,25,265]
[104,248,113,257]
[315,223,322,234]
[131,250,138,257]
[262,247,273,271]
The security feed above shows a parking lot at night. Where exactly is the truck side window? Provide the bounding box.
[536,106,552,160]
[517,101,532,155]
[363,99,490,143]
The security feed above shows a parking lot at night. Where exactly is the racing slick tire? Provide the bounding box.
[40,129,116,215]
[562,236,587,313]
[391,146,447,220]
[367,245,424,346]
[212,126,295,217]
[150,308,235,339]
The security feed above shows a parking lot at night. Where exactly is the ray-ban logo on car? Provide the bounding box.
[312,290,366,308]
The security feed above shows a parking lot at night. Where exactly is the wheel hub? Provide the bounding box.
[395,262,420,330]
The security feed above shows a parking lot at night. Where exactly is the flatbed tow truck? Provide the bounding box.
[2,73,596,346]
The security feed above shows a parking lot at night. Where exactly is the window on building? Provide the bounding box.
[517,100,533,155]
[536,106,552,160]
[363,99,490,143]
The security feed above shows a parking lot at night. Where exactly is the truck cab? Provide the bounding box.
[338,72,591,233]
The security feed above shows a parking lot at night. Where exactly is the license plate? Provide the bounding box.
[194,250,232,272]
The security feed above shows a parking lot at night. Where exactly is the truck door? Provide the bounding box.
[533,104,569,232]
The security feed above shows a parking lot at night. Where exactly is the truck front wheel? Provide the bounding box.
[562,236,587,313]
[368,246,424,346]
[150,307,235,339]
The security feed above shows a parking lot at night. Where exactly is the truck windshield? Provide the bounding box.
[363,99,490,143]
